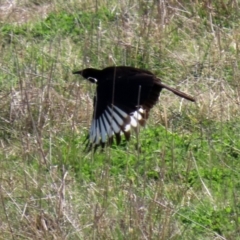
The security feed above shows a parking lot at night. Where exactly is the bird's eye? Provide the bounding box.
[88,77,98,83]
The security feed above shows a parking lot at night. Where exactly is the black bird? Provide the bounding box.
[73,66,195,150]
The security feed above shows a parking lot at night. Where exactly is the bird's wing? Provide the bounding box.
[86,74,161,150]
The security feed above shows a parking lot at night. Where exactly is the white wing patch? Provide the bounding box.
[102,113,114,138]
[99,117,107,143]
[112,105,128,118]
[133,111,143,120]
[107,106,124,126]
[124,107,145,131]
[105,109,120,133]
[88,105,146,146]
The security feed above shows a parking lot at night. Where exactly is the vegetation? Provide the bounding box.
[0,0,240,239]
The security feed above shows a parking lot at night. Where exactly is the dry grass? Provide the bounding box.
[0,0,240,239]
[0,0,52,24]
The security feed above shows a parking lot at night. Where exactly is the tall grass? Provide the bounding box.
[0,0,240,239]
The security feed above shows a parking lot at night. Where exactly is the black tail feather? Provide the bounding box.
[158,82,195,102]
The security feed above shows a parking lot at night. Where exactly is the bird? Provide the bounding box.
[73,66,195,151]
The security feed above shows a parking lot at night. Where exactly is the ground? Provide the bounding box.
[0,1,240,239]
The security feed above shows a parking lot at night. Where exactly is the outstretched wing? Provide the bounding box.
[86,74,162,150]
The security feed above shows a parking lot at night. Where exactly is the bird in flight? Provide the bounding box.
[73,66,195,151]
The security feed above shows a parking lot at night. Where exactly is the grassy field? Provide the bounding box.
[0,0,240,239]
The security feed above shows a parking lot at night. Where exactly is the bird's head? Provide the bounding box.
[73,68,101,83]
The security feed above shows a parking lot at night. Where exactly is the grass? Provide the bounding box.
[0,0,240,239]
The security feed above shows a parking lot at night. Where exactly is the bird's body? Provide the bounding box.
[73,66,195,150]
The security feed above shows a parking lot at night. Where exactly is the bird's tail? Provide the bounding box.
[159,82,195,102]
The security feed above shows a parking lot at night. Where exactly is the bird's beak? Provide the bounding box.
[72,70,82,75]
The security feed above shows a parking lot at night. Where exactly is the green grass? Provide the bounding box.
[0,0,240,239]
